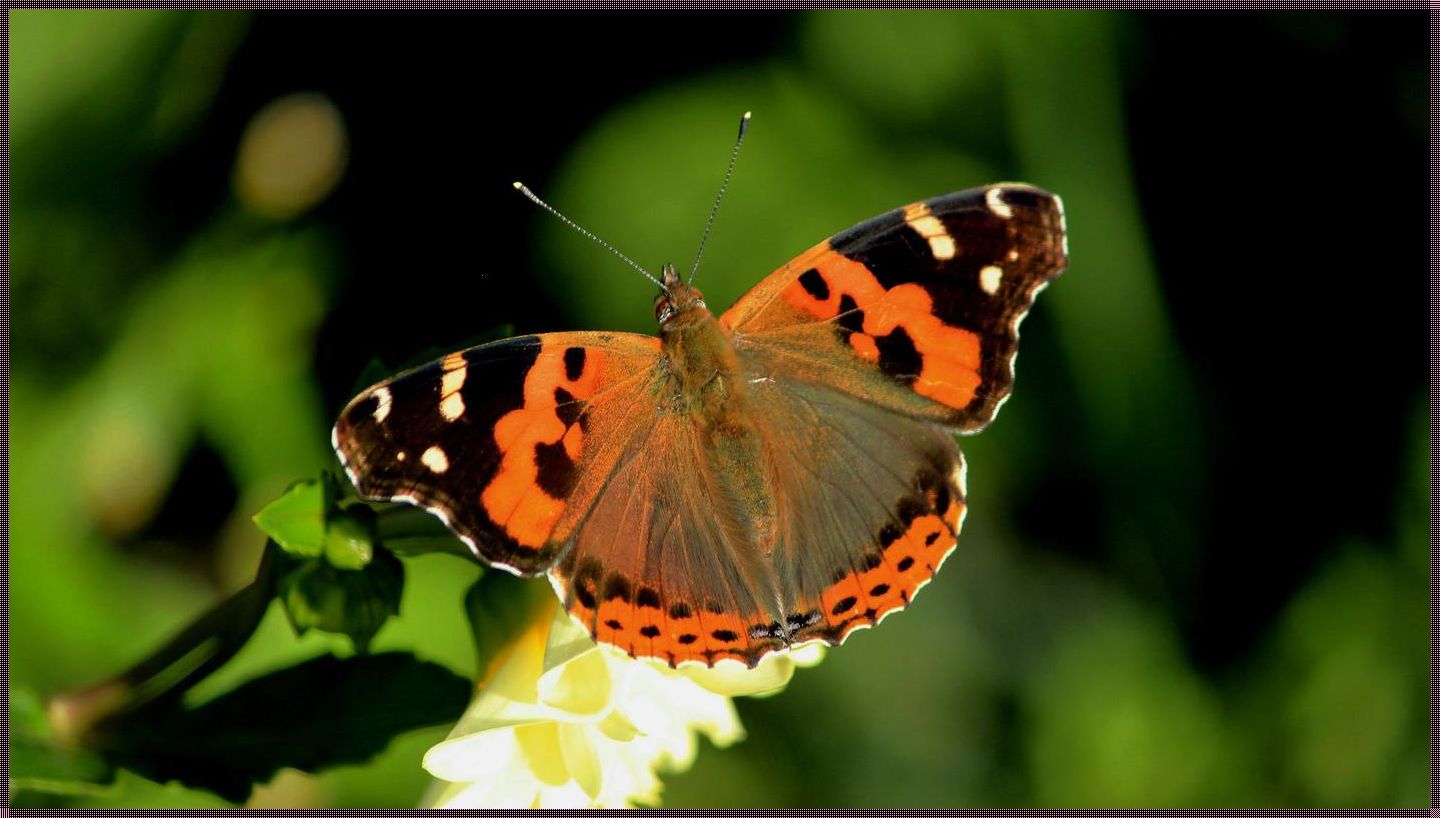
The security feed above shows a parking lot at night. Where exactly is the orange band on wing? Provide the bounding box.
[482,341,605,547]
[569,589,775,667]
[783,248,983,409]
[817,506,961,641]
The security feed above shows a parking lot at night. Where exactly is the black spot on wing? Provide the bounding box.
[879,522,903,549]
[896,494,928,526]
[574,578,598,611]
[787,610,821,629]
[836,294,866,335]
[533,440,578,499]
[563,346,587,381]
[798,267,830,300]
[554,387,585,430]
[602,574,632,602]
[875,326,923,380]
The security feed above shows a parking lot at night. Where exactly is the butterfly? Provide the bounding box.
[333,140,1067,668]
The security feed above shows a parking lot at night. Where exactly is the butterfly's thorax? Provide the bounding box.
[658,278,780,567]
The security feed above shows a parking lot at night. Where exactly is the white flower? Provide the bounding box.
[422,599,824,808]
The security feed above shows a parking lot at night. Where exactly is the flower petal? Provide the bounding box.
[558,722,603,799]
[515,722,571,787]
[538,646,612,717]
[425,595,817,808]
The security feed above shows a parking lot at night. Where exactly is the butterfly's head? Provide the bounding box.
[654,263,708,330]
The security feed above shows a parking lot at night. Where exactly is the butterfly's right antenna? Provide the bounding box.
[512,181,664,289]
[688,110,751,285]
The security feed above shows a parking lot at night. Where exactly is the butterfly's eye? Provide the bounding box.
[654,295,676,324]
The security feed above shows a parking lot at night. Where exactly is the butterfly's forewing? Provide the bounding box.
[333,331,661,574]
[722,183,1067,433]
[709,183,1066,655]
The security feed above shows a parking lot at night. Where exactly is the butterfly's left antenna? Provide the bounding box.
[688,110,751,286]
[512,181,664,289]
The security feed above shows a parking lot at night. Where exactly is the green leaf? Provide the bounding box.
[10,686,117,798]
[91,653,471,803]
[277,545,404,652]
[252,478,329,558]
[324,505,376,570]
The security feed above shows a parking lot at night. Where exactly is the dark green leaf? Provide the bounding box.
[277,544,404,652]
[91,652,471,803]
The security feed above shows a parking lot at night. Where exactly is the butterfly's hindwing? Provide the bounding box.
[756,378,966,648]
[547,371,970,667]
[723,183,1067,432]
[548,408,789,667]
[332,332,661,574]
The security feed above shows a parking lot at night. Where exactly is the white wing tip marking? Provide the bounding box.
[986,186,1014,219]
[372,386,392,423]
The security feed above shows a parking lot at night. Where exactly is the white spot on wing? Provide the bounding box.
[986,187,1014,219]
[372,386,392,423]
[441,365,466,397]
[927,233,956,261]
[439,354,467,421]
[421,445,450,473]
[979,264,1003,295]
[440,392,465,421]
[904,202,957,261]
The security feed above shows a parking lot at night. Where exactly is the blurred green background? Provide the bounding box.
[10,9,1427,808]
